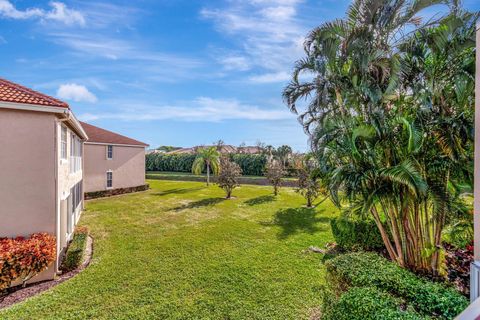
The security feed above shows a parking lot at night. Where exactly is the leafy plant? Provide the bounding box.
[326,252,468,319]
[330,216,384,251]
[283,0,477,276]
[217,157,242,199]
[60,227,89,272]
[0,233,56,291]
[323,286,424,320]
[265,160,285,196]
[192,147,221,186]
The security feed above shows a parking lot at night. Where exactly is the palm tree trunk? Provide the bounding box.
[206,163,210,186]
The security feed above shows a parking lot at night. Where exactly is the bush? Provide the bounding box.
[330,216,384,251]
[0,233,56,290]
[323,286,424,320]
[218,157,242,198]
[60,227,89,272]
[146,153,267,176]
[325,252,468,319]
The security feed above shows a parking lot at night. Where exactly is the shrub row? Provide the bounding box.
[0,233,56,290]
[330,216,384,251]
[325,252,468,319]
[322,286,424,320]
[85,184,149,200]
[146,153,268,176]
[60,227,89,272]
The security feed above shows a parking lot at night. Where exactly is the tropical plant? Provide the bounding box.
[217,157,242,198]
[275,145,293,167]
[265,160,285,196]
[283,0,477,276]
[192,147,221,186]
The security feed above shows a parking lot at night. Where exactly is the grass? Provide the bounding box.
[1,180,338,319]
[146,171,297,187]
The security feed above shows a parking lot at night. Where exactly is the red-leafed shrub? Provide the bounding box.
[445,242,473,296]
[0,233,56,291]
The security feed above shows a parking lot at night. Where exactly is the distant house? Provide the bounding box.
[81,122,148,193]
[0,78,87,282]
[166,144,263,155]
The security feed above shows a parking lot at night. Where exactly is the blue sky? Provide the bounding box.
[1,0,478,151]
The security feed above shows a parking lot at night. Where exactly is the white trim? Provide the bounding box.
[85,141,147,148]
[0,101,88,140]
[106,145,113,160]
[0,101,67,113]
[106,170,113,189]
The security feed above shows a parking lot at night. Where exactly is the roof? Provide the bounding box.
[166,145,262,155]
[0,78,69,109]
[80,121,148,147]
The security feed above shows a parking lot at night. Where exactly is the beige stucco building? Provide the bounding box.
[0,78,87,282]
[0,78,148,285]
[80,122,148,193]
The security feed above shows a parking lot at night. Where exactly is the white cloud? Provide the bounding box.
[0,1,85,26]
[218,55,251,71]
[78,97,291,122]
[57,83,97,103]
[249,71,290,83]
[201,0,307,83]
[45,2,85,26]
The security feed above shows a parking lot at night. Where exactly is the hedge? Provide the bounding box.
[85,184,149,200]
[0,233,56,290]
[146,153,268,176]
[330,216,384,251]
[323,286,425,320]
[325,252,468,319]
[60,227,89,272]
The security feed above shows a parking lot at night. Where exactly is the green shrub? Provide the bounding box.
[330,216,384,251]
[61,227,89,272]
[146,153,267,176]
[323,286,425,320]
[325,252,468,319]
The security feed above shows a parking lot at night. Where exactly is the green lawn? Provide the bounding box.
[1,180,338,319]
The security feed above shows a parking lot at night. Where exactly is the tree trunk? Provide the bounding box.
[206,163,210,186]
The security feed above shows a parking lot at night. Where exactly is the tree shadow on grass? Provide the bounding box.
[260,207,331,239]
[244,195,276,206]
[170,197,225,211]
[153,187,203,197]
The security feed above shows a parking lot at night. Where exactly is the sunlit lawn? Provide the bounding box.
[1,180,338,319]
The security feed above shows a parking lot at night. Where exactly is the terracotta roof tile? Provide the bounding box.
[0,78,69,109]
[80,121,148,147]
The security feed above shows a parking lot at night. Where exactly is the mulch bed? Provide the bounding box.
[0,235,93,309]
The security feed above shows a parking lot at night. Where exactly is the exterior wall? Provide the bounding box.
[84,143,146,192]
[0,109,56,238]
[56,121,84,264]
[0,109,57,283]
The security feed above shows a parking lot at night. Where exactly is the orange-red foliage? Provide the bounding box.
[0,233,56,290]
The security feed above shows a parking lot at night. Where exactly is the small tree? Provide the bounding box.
[296,158,321,207]
[265,160,285,196]
[218,157,242,199]
[192,147,220,186]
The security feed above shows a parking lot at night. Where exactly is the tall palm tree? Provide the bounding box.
[283,0,476,275]
[192,147,220,186]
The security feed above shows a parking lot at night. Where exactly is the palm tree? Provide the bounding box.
[283,0,476,275]
[192,147,220,186]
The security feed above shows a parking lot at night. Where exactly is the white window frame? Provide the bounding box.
[106,170,113,189]
[106,145,113,160]
[60,125,67,160]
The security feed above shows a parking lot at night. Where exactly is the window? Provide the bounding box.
[107,145,113,160]
[70,134,82,173]
[106,171,113,188]
[68,180,83,235]
[61,126,67,159]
